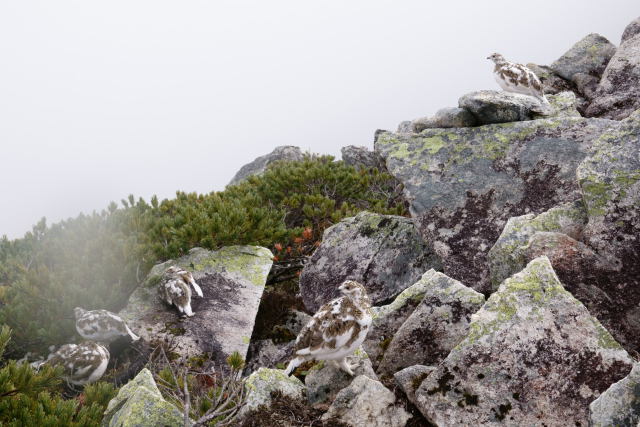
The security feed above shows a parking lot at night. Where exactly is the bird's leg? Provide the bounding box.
[338,358,355,376]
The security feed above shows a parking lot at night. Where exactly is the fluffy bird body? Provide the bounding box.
[74,307,139,342]
[284,280,372,376]
[488,53,549,104]
[158,266,203,317]
[46,341,110,385]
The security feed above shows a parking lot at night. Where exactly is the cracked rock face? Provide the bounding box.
[375,115,616,293]
[299,211,441,312]
[413,257,633,426]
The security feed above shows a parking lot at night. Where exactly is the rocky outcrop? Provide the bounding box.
[228,146,304,186]
[394,365,436,405]
[377,271,484,376]
[413,257,633,426]
[241,368,305,416]
[341,145,385,170]
[299,211,441,312]
[119,246,272,368]
[322,375,411,427]
[458,90,546,124]
[622,17,640,43]
[590,363,640,427]
[411,107,477,132]
[375,115,616,293]
[101,369,186,427]
[586,19,640,120]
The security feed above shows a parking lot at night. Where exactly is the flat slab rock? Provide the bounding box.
[375,115,619,293]
[119,246,273,369]
[299,211,441,312]
[414,257,633,426]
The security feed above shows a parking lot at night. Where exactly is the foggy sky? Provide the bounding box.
[1,1,637,239]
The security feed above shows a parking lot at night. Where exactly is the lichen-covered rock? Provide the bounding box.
[394,365,436,405]
[622,17,640,43]
[362,270,439,368]
[411,107,477,132]
[228,145,304,186]
[546,91,581,118]
[102,368,186,427]
[586,24,640,120]
[375,116,616,292]
[377,272,484,376]
[550,33,616,84]
[304,347,377,405]
[590,363,640,427]
[488,201,588,289]
[119,246,273,368]
[458,90,545,124]
[414,257,633,426]
[322,375,412,427]
[241,368,305,416]
[341,145,385,170]
[299,211,441,312]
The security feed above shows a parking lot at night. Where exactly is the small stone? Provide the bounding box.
[458,90,544,124]
[341,145,385,170]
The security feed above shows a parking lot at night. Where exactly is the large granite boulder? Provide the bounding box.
[241,368,305,417]
[101,368,186,427]
[458,90,546,124]
[322,375,412,427]
[375,115,616,293]
[341,145,385,170]
[586,21,640,120]
[622,17,640,43]
[228,146,304,186]
[299,211,441,312]
[550,33,616,100]
[590,363,640,427]
[119,246,272,368]
[377,271,484,376]
[411,107,477,132]
[413,257,633,426]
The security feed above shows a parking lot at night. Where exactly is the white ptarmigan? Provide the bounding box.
[158,266,204,317]
[487,53,549,105]
[45,341,110,386]
[74,307,140,342]
[284,280,372,376]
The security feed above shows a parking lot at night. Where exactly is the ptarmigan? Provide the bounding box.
[487,53,549,105]
[158,266,204,317]
[46,341,110,386]
[284,280,372,376]
[74,307,140,342]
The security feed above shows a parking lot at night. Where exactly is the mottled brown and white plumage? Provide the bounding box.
[284,280,372,376]
[74,307,139,342]
[158,266,203,317]
[46,341,110,386]
[487,53,549,105]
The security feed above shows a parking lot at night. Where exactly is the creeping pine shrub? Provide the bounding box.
[0,325,117,426]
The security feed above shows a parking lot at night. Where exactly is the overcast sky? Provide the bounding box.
[1,1,637,239]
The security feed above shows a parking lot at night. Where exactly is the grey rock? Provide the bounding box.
[299,211,441,312]
[119,246,272,369]
[241,368,305,416]
[375,115,616,293]
[378,271,484,376]
[341,145,385,170]
[550,33,616,82]
[281,309,311,337]
[228,146,304,186]
[322,375,412,427]
[590,363,640,427]
[546,91,582,117]
[411,107,477,132]
[488,201,588,289]
[102,368,187,427]
[622,17,640,43]
[393,365,436,405]
[458,90,546,124]
[305,347,377,405]
[526,63,575,95]
[397,120,413,133]
[414,257,633,426]
[573,72,600,100]
[586,31,640,120]
[244,339,294,374]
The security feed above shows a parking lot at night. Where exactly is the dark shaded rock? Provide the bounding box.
[119,246,272,370]
[341,145,385,170]
[550,33,616,83]
[590,363,640,427]
[375,116,616,293]
[377,271,484,376]
[586,30,640,120]
[414,257,633,426]
[299,211,441,312]
[244,339,293,374]
[622,17,640,43]
[526,63,575,95]
[228,146,304,186]
[411,107,477,132]
[394,365,436,405]
[458,90,544,124]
